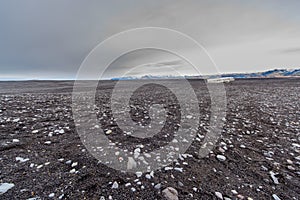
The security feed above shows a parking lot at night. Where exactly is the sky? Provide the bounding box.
[0,0,300,80]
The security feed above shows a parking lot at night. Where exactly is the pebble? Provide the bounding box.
[0,183,15,194]
[272,194,281,200]
[12,139,20,143]
[162,187,178,200]
[48,193,55,198]
[112,181,119,189]
[44,141,51,145]
[131,187,136,192]
[216,155,226,161]
[136,171,143,178]
[145,174,151,179]
[69,169,76,173]
[269,171,279,184]
[16,157,29,163]
[215,191,223,199]
[106,130,112,134]
[231,189,238,195]
[71,162,78,167]
[154,183,162,190]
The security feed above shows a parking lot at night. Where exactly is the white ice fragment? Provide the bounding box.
[0,183,15,194]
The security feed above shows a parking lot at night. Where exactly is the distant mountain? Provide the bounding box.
[111,68,300,80]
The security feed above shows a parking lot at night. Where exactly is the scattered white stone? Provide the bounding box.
[127,157,137,170]
[0,183,15,194]
[44,162,50,166]
[154,183,162,190]
[272,194,281,200]
[216,155,226,162]
[112,181,119,189]
[164,167,173,171]
[44,141,51,145]
[32,130,39,134]
[162,187,178,200]
[48,193,55,198]
[125,183,131,187]
[12,139,20,143]
[16,157,29,163]
[145,174,151,179]
[58,129,65,134]
[174,167,183,172]
[106,130,112,135]
[71,162,78,167]
[30,163,34,168]
[135,171,143,178]
[193,187,197,192]
[69,169,76,173]
[215,191,223,199]
[65,160,72,165]
[58,194,64,199]
[240,144,246,148]
[231,189,238,195]
[131,187,136,192]
[269,171,279,184]
[36,165,43,169]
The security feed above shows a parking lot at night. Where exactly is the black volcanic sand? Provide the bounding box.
[0,79,299,199]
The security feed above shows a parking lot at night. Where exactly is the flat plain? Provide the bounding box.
[0,78,299,199]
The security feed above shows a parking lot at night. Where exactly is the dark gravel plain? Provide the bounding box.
[0,78,299,200]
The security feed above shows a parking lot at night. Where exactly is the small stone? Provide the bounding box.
[136,171,143,178]
[162,187,178,200]
[145,174,151,179]
[272,194,281,200]
[106,130,112,134]
[0,183,15,194]
[216,155,226,161]
[69,169,76,173]
[193,187,197,192]
[48,193,55,198]
[44,141,51,145]
[12,139,20,143]
[215,191,223,199]
[71,162,78,167]
[231,190,238,195]
[112,181,119,189]
[131,187,136,192]
[154,183,161,190]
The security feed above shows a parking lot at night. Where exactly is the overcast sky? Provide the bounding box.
[0,0,300,80]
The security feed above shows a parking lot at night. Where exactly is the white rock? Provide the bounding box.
[127,157,137,170]
[193,187,197,192]
[105,130,112,134]
[112,181,119,189]
[269,171,279,184]
[0,183,15,194]
[145,174,151,179]
[135,171,143,178]
[12,139,20,143]
[231,190,238,195]
[272,194,281,200]
[125,183,131,187]
[174,167,183,172]
[71,162,78,167]
[154,183,161,190]
[16,157,29,163]
[162,187,178,200]
[44,141,51,145]
[48,193,55,198]
[240,144,246,148]
[215,191,223,199]
[69,169,76,173]
[216,155,226,161]
[32,130,39,134]
[131,187,136,192]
